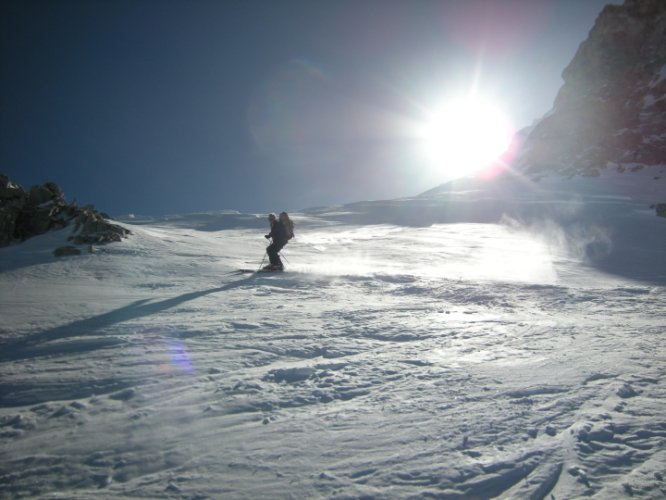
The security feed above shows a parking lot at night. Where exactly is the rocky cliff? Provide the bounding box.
[519,0,666,181]
[0,174,130,255]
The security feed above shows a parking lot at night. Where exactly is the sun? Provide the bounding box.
[420,96,513,179]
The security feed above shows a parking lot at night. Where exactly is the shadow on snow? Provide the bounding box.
[0,275,258,363]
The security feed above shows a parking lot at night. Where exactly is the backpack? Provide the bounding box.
[279,212,294,240]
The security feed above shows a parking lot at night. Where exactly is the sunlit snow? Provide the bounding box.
[1,180,665,499]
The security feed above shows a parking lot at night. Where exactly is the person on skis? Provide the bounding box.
[264,212,289,271]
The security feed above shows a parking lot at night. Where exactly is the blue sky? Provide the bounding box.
[1,0,615,216]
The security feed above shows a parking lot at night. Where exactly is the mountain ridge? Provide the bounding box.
[517,0,666,183]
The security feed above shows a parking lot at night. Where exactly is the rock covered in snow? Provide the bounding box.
[519,0,666,180]
[0,173,130,252]
[68,204,129,245]
[0,175,24,247]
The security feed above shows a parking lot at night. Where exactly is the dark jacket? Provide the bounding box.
[267,221,289,247]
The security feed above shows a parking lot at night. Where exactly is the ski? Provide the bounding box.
[227,268,285,275]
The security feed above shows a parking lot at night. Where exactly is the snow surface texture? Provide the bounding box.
[1,181,665,499]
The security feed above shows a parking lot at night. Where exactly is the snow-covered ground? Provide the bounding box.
[1,178,665,499]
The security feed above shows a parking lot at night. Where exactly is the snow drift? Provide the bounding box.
[1,181,665,499]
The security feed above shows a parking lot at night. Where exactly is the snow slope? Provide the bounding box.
[1,183,665,499]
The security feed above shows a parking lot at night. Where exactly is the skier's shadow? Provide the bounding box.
[0,275,257,362]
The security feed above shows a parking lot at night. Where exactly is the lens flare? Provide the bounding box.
[167,339,194,375]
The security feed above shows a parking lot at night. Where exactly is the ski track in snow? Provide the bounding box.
[1,209,665,499]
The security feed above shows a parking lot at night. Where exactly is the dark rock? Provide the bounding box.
[53,246,82,257]
[0,174,24,200]
[0,173,130,250]
[28,182,64,206]
[68,205,130,245]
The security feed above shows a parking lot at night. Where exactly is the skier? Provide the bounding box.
[264,212,289,271]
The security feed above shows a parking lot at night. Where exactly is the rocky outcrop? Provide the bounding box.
[519,0,666,179]
[0,174,130,253]
[68,205,129,245]
[0,176,26,247]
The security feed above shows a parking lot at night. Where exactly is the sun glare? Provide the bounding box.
[421,96,513,179]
